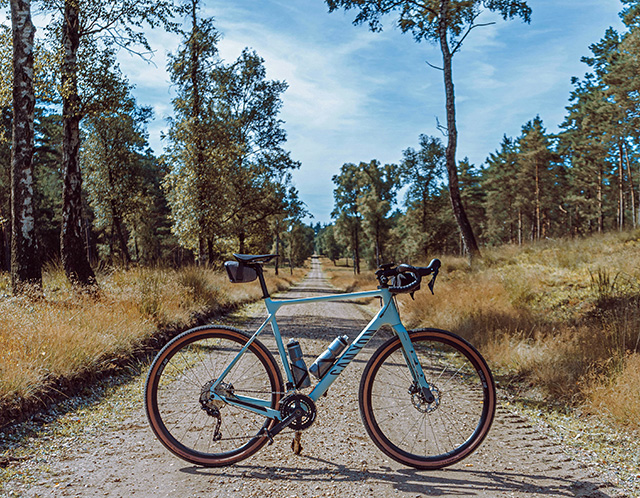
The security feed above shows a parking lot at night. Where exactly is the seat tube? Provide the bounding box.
[264,299,295,388]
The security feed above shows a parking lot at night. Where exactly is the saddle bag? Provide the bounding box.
[224,261,258,283]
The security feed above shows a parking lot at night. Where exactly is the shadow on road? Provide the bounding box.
[180,456,614,497]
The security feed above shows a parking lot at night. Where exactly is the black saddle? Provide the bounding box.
[233,254,278,264]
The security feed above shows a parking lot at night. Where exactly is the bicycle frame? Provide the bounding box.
[209,286,433,421]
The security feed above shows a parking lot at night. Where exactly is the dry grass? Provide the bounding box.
[0,263,306,420]
[321,231,640,425]
[322,260,376,292]
[582,352,640,430]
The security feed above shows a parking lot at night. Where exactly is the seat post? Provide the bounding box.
[254,265,270,299]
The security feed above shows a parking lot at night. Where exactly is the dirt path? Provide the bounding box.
[1,259,626,497]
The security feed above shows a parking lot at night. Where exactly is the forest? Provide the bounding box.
[319,1,640,271]
[2,0,640,294]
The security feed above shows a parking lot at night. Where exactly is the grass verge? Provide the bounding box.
[321,231,640,425]
[0,263,307,427]
[321,235,640,493]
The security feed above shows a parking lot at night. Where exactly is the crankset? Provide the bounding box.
[279,393,317,431]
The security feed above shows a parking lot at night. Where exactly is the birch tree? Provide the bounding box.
[10,0,42,293]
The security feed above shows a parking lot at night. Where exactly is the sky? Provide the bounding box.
[116,0,627,224]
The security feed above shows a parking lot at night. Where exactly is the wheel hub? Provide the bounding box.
[199,379,232,415]
[410,383,440,413]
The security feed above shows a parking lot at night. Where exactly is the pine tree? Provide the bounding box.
[325,0,532,261]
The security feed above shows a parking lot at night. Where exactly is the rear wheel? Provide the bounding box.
[145,326,283,467]
[359,328,496,469]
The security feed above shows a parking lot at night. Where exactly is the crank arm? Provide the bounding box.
[260,407,304,443]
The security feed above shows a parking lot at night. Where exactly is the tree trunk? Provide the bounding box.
[0,221,10,272]
[518,208,522,246]
[438,0,481,261]
[618,141,624,231]
[10,0,42,294]
[353,222,360,275]
[197,235,205,265]
[112,209,131,267]
[535,162,541,240]
[238,229,245,254]
[207,237,213,267]
[61,0,96,289]
[275,223,280,275]
[624,142,636,229]
[597,164,603,233]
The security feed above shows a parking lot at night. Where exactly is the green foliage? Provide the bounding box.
[326,0,531,44]
[82,83,159,265]
[163,5,301,260]
[316,224,345,264]
[284,222,314,268]
[331,160,399,270]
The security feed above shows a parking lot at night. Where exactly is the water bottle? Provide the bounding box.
[309,335,349,379]
[287,339,311,388]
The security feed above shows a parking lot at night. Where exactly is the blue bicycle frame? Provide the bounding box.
[208,287,433,421]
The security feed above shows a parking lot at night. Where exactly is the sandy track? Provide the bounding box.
[2,259,624,497]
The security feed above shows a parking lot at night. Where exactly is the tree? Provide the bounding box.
[326,0,532,260]
[210,49,300,254]
[514,117,559,241]
[10,0,42,293]
[399,134,446,257]
[33,109,64,262]
[42,0,176,287]
[332,163,363,273]
[82,92,153,266]
[358,160,398,266]
[163,0,222,263]
[271,185,309,274]
[483,135,520,244]
[284,221,314,270]
[457,157,486,244]
[316,224,344,265]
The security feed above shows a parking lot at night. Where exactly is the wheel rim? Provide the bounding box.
[147,329,281,464]
[362,331,494,467]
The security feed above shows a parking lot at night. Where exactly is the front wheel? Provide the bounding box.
[359,328,496,469]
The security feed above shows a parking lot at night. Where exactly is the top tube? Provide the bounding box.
[264,288,389,314]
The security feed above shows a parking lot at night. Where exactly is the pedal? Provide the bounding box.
[291,431,303,455]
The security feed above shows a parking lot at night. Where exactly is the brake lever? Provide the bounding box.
[427,269,439,295]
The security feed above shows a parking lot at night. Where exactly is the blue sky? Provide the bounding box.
[117,0,626,224]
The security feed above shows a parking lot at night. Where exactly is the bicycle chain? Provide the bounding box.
[211,389,300,441]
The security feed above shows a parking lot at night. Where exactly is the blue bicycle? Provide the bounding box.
[145,254,496,469]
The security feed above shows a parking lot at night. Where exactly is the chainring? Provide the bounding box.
[280,393,317,431]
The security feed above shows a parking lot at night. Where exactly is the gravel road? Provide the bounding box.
[1,259,626,497]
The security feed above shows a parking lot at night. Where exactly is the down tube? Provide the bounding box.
[307,304,391,402]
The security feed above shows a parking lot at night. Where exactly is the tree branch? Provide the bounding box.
[435,116,448,137]
[451,20,496,56]
[426,59,443,71]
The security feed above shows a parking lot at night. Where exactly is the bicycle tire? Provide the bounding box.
[145,325,283,467]
[359,328,496,469]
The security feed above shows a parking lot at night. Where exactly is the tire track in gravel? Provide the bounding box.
[1,258,626,497]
